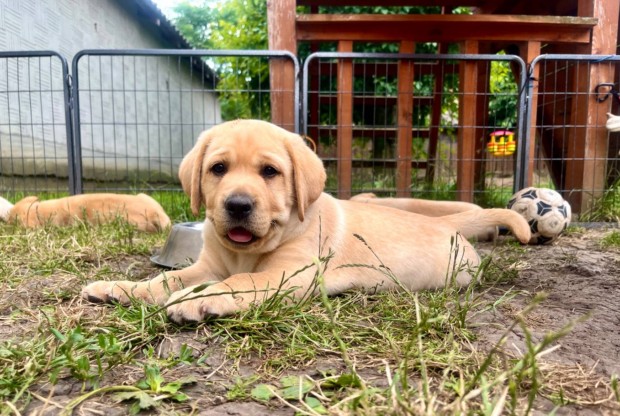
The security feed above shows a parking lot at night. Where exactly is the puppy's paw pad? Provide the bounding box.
[166,304,206,324]
[82,282,114,303]
[82,281,136,305]
[85,294,105,303]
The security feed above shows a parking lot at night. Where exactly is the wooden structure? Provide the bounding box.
[267,0,620,212]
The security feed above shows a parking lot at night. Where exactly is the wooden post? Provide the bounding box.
[473,57,490,190]
[565,0,620,213]
[426,43,448,184]
[266,0,297,131]
[457,40,479,202]
[307,6,321,142]
[337,41,354,199]
[396,41,415,197]
[519,41,541,187]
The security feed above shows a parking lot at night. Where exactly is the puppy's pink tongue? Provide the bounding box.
[228,227,253,243]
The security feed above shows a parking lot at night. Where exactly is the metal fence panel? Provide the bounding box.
[0,51,74,198]
[526,54,620,217]
[302,52,527,206]
[4,48,620,219]
[72,49,299,194]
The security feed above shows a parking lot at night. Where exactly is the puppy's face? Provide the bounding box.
[180,120,326,254]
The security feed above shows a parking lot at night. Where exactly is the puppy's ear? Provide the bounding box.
[284,134,326,221]
[178,130,212,216]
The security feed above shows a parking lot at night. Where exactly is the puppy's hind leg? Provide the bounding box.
[441,208,531,244]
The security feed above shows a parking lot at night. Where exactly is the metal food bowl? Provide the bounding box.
[151,222,204,268]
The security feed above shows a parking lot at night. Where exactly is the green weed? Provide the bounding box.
[580,179,620,222]
[601,230,620,248]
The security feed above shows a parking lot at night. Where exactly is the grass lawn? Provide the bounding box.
[0,212,619,414]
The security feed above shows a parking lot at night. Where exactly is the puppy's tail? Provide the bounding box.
[441,208,531,244]
[0,196,14,222]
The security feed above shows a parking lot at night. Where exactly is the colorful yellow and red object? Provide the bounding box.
[487,130,515,156]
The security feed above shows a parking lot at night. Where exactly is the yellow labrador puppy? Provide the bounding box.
[82,120,530,323]
[0,193,170,233]
[349,193,497,241]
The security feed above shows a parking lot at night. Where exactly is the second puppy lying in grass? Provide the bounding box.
[0,193,170,233]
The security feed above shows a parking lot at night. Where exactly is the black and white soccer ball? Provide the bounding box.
[507,187,572,245]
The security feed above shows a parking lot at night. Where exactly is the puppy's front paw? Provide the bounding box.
[165,285,238,324]
[82,280,167,305]
[82,281,136,305]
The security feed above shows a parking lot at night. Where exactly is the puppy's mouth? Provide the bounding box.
[226,227,256,244]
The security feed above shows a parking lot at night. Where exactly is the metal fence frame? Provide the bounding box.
[2,49,620,216]
[525,54,620,213]
[71,49,300,194]
[302,52,528,198]
[0,50,75,194]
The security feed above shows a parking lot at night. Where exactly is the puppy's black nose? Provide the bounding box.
[225,194,254,220]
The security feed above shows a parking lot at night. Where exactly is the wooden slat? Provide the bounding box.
[317,94,433,106]
[473,58,491,189]
[425,43,449,183]
[322,159,429,170]
[337,41,354,199]
[307,46,321,143]
[310,61,458,78]
[297,0,575,16]
[315,126,431,138]
[267,0,297,131]
[521,40,541,187]
[297,0,492,7]
[296,14,596,43]
[456,40,479,203]
[396,41,415,197]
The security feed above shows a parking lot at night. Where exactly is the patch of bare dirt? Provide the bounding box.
[475,226,620,414]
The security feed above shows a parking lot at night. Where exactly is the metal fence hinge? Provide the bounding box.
[65,73,74,110]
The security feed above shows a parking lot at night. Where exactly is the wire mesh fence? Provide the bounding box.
[526,55,620,219]
[302,52,527,206]
[0,51,73,199]
[1,48,620,219]
[72,49,299,196]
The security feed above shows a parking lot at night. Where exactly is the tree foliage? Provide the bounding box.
[489,55,518,129]
[173,0,269,120]
[173,0,267,50]
[172,2,517,131]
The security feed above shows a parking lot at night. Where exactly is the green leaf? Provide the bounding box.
[170,392,189,402]
[251,384,276,401]
[304,396,327,414]
[49,328,66,342]
[135,379,150,390]
[176,376,198,386]
[160,376,198,394]
[160,382,181,394]
[144,365,164,392]
[114,391,158,410]
[280,376,313,400]
[322,373,362,389]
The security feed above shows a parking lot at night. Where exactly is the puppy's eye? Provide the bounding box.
[211,163,227,176]
[261,165,279,178]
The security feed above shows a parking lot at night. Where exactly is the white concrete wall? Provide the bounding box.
[0,0,221,186]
